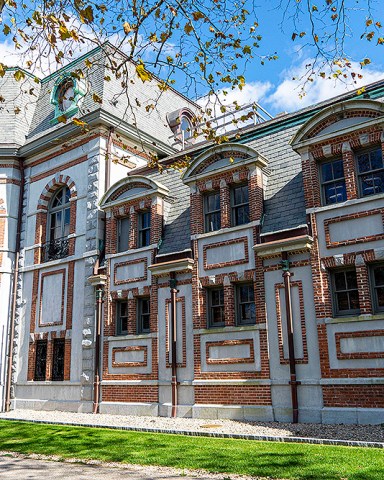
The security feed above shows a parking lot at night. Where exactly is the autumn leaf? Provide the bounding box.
[136,63,152,82]
[357,86,366,95]
[192,11,205,21]
[14,107,21,114]
[92,93,102,104]
[184,22,193,35]
[80,6,94,24]
[14,69,25,81]
[123,22,133,34]
[73,118,88,129]
[0,63,6,77]
[57,114,67,123]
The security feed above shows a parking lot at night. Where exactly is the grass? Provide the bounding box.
[0,420,383,480]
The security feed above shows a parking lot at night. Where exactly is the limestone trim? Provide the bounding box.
[113,257,148,285]
[112,346,148,368]
[335,330,384,360]
[205,339,255,365]
[203,236,249,270]
[38,268,66,327]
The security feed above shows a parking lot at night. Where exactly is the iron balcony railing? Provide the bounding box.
[42,237,69,262]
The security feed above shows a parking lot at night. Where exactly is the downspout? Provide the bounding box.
[169,272,178,417]
[281,252,299,423]
[88,271,107,415]
[105,127,114,192]
[93,283,103,414]
[5,159,25,412]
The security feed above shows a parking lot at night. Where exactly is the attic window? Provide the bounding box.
[180,115,192,141]
[50,74,86,125]
[58,79,75,112]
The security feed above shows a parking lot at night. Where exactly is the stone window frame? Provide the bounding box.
[35,174,77,265]
[330,267,360,317]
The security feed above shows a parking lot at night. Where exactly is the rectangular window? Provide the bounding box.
[137,297,150,334]
[231,184,250,226]
[138,211,151,247]
[117,217,130,252]
[207,288,225,327]
[357,148,384,197]
[52,339,65,381]
[320,159,347,205]
[236,283,256,324]
[34,340,47,381]
[331,269,360,316]
[371,264,384,312]
[204,191,221,232]
[116,301,129,335]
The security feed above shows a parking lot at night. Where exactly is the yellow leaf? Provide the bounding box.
[59,24,71,40]
[92,93,102,104]
[57,114,67,123]
[14,69,25,81]
[14,107,21,114]
[85,59,92,68]
[149,32,158,42]
[136,63,152,82]
[72,118,88,129]
[3,24,11,35]
[123,22,133,34]
[192,11,205,21]
[80,6,94,24]
[0,63,6,77]
[184,22,193,35]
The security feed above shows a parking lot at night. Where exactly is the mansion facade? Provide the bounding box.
[1,45,384,424]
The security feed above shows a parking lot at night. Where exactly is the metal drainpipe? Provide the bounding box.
[93,282,104,414]
[281,251,299,423]
[170,272,178,417]
[5,159,24,412]
[105,127,114,192]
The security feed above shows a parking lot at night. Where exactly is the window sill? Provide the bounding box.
[107,333,157,341]
[191,220,260,240]
[194,323,266,334]
[106,244,157,260]
[324,312,384,324]
[306,191,384,215]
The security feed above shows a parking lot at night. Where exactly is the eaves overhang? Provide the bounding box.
[253,235,313,258]
[19,108,176,159]
[148,257,194,276]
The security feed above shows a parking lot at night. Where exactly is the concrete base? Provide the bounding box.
[159,404,193,418]
[192,404,274,421]
[99,402,158,416]
[13,399,93,413]
[322,407,384,425]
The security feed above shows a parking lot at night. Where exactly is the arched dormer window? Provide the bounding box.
[50,73,86,125]
[167,108,196,148]
[45,186,71,261]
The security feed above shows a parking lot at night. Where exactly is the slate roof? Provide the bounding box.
[23,44,199,150]
[145,167,191,255]
[0,71,40,147]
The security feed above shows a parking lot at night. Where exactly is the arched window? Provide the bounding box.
[44,186,71,261]
[57,79,75,112]
[180,115,192,141]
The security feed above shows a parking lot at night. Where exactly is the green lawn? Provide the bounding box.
[0,420,383,480]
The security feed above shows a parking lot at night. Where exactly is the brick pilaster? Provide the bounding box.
[220,181,231,228]
[342,142,358,200]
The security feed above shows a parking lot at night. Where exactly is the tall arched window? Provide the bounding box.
[44,186,70,261]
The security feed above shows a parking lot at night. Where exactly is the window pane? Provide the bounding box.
[336,292,349,311]
[334,271,346,291]
[377,287,384,308]
[346,270,358,290]
[374,266,384,286]
[321,163,333,182]
[52,339,65,381]
[332,160,344,179]
[212,306,224,324]
[34,341,47,381]
[118,217,130,252]
[357,153,370,173]
[324,181,347,204]
[348,291,360,310]
[370,149,383,170]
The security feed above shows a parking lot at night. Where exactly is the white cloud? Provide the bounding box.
[265,59,384,113]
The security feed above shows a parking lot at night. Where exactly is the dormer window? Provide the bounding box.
[320,159,347,205]
[57,79,75,112]
[50,74,86,124]
[180,115,192,141]
[356,148,384,197]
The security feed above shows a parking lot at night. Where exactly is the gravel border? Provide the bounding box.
[0,410,383,449]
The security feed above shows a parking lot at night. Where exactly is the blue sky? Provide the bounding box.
[0,1,383,116]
